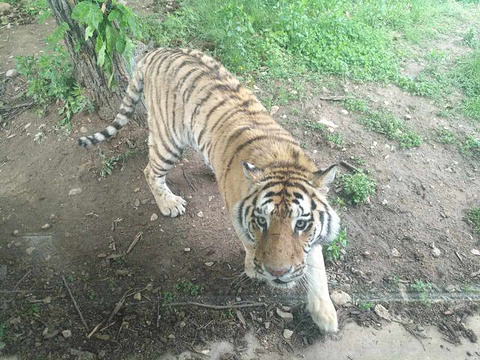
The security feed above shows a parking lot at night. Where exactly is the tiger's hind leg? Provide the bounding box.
[144,136,187,218]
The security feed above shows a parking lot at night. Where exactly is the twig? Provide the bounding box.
[0,102,34,112]
[455,251,463,263]
[340,160,363,174]
[166,301,266,310]
[126,231,143,254]
[182,168,198,191]
[318,96,352,101]
[106,289,138,324]
[13,269,32,290]
[87,322,103,339]
[62,275,89,331]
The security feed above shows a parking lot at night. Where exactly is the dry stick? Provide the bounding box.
[13,269,32,290]
[167,301,266,310]
[339,160,363,174]
[62,275,89,331]
[318,96,352,101]
[182,167,198,192]
[126,231,143,254]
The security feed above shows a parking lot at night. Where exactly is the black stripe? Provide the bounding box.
[261,198,273,206]
[100,130,111,138]
[293,192,304,199]
[197,98,229,146]
[112,122,122,130]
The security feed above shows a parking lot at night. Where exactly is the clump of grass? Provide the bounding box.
[99,149,139,177]
[342,98,370,114]
[435,128,457,144]
[455,50,480,121]
[324,228,347,262]
[466,207,480,235]
[360,110,422,149]
[410,280,434,306]
[303,121,343,145]
[341,173,376,205]
[174,281,203,296]
[460,135,480,159]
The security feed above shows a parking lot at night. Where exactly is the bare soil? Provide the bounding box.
[1,6,479,360]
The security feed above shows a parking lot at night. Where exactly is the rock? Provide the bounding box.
[445,284,456,293]
[134,199,140,207]
[330,290,352,306]
[197,211,204,218]
[276,308,293,323]
[6,69,18,78]
[133,292,142,301]
[0,3,12,14]
[80,126,88,133]
[26,247,35,255]
[204,261,214,267]
[179,321,186,328]
[374,304,391,321]
[431,248,441,258]
[270,105,280,115]
[471,249,480,256]
[264,321,270,329]
[404,114,412,120]
[283,329,293,339]
[41,223,51,230]
[318,118,338,128]
[391,248,401,258]
[42,296,52,304]
[339,109,349,115]
[69,188,82,196]
[70,348,97,359]
[168,334,176,340]
[382,199,389,205]
[150,213,158,221]
[12,230,19,236]
[184,247,191,252]
[62,329,72,338]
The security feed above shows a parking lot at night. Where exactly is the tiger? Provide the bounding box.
[79,48,341,332]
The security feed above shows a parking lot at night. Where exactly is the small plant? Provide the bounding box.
[161,291,177,307]
[460,135,480,158]
[34,131,46,144]
[174,281,203,296]
[99,149,138,177]
[304,121,325,132]
[29,304,41,315]
[341,173,376,205]
[435,128,457,144]
[466,207,480,235]
[342,98,370,114]
[463,28,479,49]
[0,322,8,350]
[327,132,343,145]
[409,280,434,306]
[325,228,347,262]
[358,302,373,311]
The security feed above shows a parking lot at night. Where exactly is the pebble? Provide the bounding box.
[339,109,349,115]
[26,247,35,255]
[197,211,204,218]
[404,114,412,120]
[471,249,480,256]
[264,321,271,329]
[204,261,214,267]
[150,213,158,221]
[179,321,186,328]
[283,329,294,339]
[270,105,280,115]
[168,334,176,340]
[445,284,456,293]
[80,126,88,133]
[391,248,401,258]
[431,247,441,258]
[41,223,51,230]
[12,230,19,236]
[374,304,391,321]
[70,349,96,359]
[62,330,72,338]
[134,292,142,301]
[134,199,140,207]
[6,69,18,78]
[68,188,82,196]
[276,308,293,322]
[382,199,389,205]
[184,247,191,252]
[330,290,352,306]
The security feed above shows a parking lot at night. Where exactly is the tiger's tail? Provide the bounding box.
[78,63,145,147]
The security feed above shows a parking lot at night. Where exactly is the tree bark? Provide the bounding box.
[46,0,146,125]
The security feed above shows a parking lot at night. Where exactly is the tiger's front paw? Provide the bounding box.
[157,193,187,217]
[307,298,338,333]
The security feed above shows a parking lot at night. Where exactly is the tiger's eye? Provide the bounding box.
[257,217,267,226]
[295,220,307,231]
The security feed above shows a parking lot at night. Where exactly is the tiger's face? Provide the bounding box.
[234,162,340,288]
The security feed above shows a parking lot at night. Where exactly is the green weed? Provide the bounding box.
[455,50,480,121]
[99,149,139,177]
[466,207,480,235]
[463,28,479,49]
[435,128,457,144]
[4,0,50,20]
[409,280,434,306]
[358,302,373,311]
[460,135,480,159]
[342,98,370,114]
[174,281,203,296]
[325,228,347,262]
[341,173,376,205]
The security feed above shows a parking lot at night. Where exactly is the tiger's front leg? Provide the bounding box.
[305,244,338,333]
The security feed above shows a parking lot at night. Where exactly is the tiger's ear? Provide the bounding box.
[312,164,337,192]
[242,162,264,183]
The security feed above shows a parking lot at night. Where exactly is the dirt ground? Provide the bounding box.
[1,5,480,360]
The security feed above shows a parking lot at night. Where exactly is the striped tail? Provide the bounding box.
[78,64,144,147]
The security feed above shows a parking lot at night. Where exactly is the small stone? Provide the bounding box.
[445,284,456,293]
[184,247,191,252]
[134,199,140,207]
[276,308,293,322]
[204,261,214,267]
[374,304,391,321]
[69,188,82,196]
[6,69,18,78]
[197,211,204,218]
[431,248,441,258]
[382,199,388,205]
[70,349,96,359]
[283,329,293,339]
[49,214,56,220]
[362,251,371,258]
[80,126,88,133]
[134,187,140,193]
[12,230,19,236]
[264,321,271,329]
[97,253,107,258]
[62,330,72,338]
[339,109,349,115]
[134,292,142,301]
[330,290,352,306]
[43,296,52,304]
[179,321,186,328]
[391,248,401,257]
[404,114,412,120]
[471,249,480,256]
[0,3,12,14]
[168,334,176,340]
[26,247,35,255]
[270,106,280,115]
[150,213,158,221]
[41,223,51,230]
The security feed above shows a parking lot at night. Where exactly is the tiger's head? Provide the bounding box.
[234,162,340,288]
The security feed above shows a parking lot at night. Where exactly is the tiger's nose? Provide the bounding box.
[265,265,292,277]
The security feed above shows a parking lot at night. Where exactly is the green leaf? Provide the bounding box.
[97,43,106,67]
[85,25,95,40]
[95,35,103,54]
[116,36,126,54]
[105,24,116,53]
[72,2,103,30]
[108,9,121,22]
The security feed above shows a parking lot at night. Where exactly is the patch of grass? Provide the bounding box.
[303,121,343,146]
[463,27,480,49]
[324,228,347,262]
[4,0,50,20]
[0,322,8,350]
[460,135,480,159]
[409,280,434,306]
[340,173,376,205]
[29,304,41,315]
[360,109,422,149]
[342,98,370,114]
[358,302,373,311]
[466,207,480,235]
[99,149,139,177]
[435,128,458,144]
[455,50,480,121]
[174,281,203,296]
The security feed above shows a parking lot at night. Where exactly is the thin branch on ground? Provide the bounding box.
[62,275,89,331]
[340,160,363,174]
[166,301,266,310]
[13,269,32,290]
[182,167,198,191]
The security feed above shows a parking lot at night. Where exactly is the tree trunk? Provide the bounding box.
[46,0,146,125]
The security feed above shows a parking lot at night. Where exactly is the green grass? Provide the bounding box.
[460,135,480,159]
[174,281,203,296]
[466,207,480,235]
[99,149,140,177]
[342,98,370,114]
[435,128,458,144]
[409,280,434,306]
[324,228,348,262]
[455,50,480,121]
[341,173,376,205]
[303,121,344,146]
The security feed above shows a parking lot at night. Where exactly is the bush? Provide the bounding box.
[341,173,376,204]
